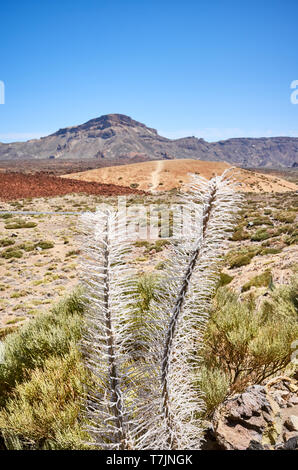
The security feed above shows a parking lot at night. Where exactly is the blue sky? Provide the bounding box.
[0,0,297,142]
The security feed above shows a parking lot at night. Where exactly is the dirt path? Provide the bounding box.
[151,160,164,192]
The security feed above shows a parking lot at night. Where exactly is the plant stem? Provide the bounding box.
[102,217,126,449]
[161,182,217,448]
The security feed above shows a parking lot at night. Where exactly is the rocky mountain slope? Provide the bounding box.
[1,114,298,168]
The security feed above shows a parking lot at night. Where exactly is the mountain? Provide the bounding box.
[1,114,298,168]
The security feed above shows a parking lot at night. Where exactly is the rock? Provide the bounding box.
[247,440,264,450]
[212,385,282,450]
[284,415,298,432]
[289,395,298,406]
[271,391,289,408]
[282,430,298,442]
[275,436,298,450]
[211,377,298,450]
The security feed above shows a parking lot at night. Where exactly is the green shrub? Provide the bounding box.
[0,290,85,406]
[230,229,250,241]
[273,211,296,224]
[260,247,282,256]
[1,248,23,259]
[0,290,87,449]
[35,241,54,250]
[285,233,298,245]
[230,254,251,268]
[251,228,271,241]
[18,242,35,252]
[0,349,89,450]
[124,273,162,359]
[198,366,230,415]
[241,269,272,292]
[276,225,296,235]
[0,326,17,340]
[202,280,298,404]
[0,239,15,247]
[66,250,81,257]
[249,216,273,226]
[5,221,37,230]
[218,272,234,286]
[226,246,259,268]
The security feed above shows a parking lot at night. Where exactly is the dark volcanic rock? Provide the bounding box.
[1,114,297,168]
[211,377,298,450]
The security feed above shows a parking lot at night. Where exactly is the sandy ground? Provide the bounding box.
[62,159,298,193]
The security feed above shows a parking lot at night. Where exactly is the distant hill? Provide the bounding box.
[1,114,298,168]
[62,159,298,193]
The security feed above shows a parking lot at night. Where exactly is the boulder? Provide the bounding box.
[284,415,298,432]
[211,377,298,450]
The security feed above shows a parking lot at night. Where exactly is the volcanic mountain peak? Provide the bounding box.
[51,114,158,138]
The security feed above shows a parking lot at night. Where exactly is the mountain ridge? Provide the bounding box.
[1,114,298,168]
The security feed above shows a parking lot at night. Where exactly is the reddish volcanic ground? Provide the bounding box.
[0,172,145,201]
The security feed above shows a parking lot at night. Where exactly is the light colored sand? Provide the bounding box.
[62,159,298,193]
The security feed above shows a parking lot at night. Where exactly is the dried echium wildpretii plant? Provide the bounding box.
[80,170,241,450]
[79,209,139,449]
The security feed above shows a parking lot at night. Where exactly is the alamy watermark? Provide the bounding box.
[290,80,298,104]
[0,80,4,104]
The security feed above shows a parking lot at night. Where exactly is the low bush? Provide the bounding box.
[241,269,272,292]
[5,220,37,230]
[35,241,54,250]
[66,250,81,257]
[1,248,23,259]
[249,216,273,226]
[227,253,251,268]
[0,239,15,247]
[0,350,88,450]
[251,228,271,241]
[0,290,87,450]
[230,229,250,241]
[273,211,296,224]
[226,247,260,269]
[218,272,234,286]
[285,232,298,245]
[260,247,282,256]
[201,280,298,413]
[0,290,85,406]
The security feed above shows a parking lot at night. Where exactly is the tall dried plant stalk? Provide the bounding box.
[79,210,138,449]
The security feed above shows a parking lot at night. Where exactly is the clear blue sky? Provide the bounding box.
[0,0,298,142]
